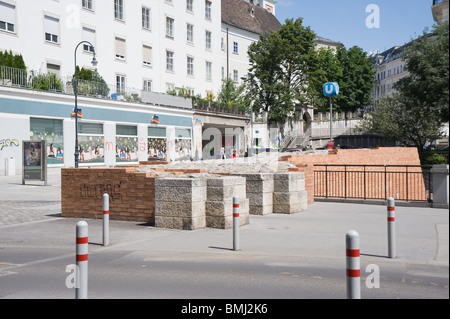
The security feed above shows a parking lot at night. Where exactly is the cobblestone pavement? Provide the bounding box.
[0,201,61,227]
[0,168,62,227]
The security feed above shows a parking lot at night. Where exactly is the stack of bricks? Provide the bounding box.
[231,173,274,215]
[61,167,155,223]
[273,172,308,214]
[155,178,207,230]
[206,176,249,229]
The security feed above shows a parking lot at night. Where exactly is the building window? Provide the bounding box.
[205,31,211,50]
[82,0,93,11]
[143,45,152,67]
[44,15,60,44]
[166,17,174,38]
[166,50,174,72]
[233,41,238,54]
[187,23,194,43]
[186,0,193,12]
[116,125,138,162]
[205,1,211,20]
[78,122,104,163]
[115,37,126,60]
[82,27,96,53]
[142,7,151,30]
[30,118,64,164]
[47,63,61,77]
[0,1,16,33]
[187,56,194,76]
[114,0,124,21]
[143,79,152,92]
[116,74,126,93]
[233,70,239,83]
[206,61,212,81]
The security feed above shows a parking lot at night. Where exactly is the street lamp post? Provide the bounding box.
[73,41,98,168]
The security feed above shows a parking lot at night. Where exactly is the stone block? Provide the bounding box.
[206,198,249,229]
[155,177,207,230]
[206,176,246,201]
[249,204,273,215]
[273,172,305,193]
[231,173,274,181]
[156,185,206,202]
[246,179,274,193]
[248,192,273,206]
[273,190,308,214]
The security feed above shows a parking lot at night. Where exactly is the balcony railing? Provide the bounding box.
[0,65,193,109]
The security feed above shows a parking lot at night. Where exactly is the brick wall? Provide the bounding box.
[280,147,422,167]
[61,168,156,223]
[288,165,315,204]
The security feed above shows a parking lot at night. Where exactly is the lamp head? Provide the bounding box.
[91,56,98,67]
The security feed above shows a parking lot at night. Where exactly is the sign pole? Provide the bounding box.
[330,96,333,142]
[323,82,339,150]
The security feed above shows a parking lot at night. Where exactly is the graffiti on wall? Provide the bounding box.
[0,139,19,151]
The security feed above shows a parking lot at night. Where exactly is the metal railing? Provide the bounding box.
[0,65,192,108]
[314,165,433,203]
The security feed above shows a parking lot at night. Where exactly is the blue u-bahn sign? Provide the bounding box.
[323,82,339,97]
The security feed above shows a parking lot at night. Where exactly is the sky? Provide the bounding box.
[274,0,437,54]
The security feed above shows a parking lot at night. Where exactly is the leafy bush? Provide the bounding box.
[423,153,448,165]
[30,72,64,92]
[73,66,110,97]
[0,50,27,85]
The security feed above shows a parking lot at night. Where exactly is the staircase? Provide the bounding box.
[284,128,312,149]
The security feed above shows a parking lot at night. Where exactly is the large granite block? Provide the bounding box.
[272,172,308,215]
[231,173,274,215]
[155,178,207,230]
[205,176,249,229]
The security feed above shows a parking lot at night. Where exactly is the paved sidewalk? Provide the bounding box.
[0,168,448,299]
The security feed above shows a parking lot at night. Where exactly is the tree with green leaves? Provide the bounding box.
[247,18,375,122]
[247,18,316,123]
[394,22,449,123]
[306,45,375,114]
[0,50,27,85]
[335,46,375,114]
[360,22,449,162]
[217,78,249,112]
[306,47,343,112]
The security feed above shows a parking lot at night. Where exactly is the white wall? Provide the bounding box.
[221,23,259,85]
[0,114,30,176]
[0,0,222,97]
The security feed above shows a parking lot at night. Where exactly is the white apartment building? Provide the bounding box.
[371,45,408,106]
[221,0,281,85]
[0,0,222,97]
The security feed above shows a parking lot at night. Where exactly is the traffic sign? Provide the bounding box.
[323,82,339,97]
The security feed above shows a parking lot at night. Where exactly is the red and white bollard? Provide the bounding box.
[76,221,88,299]
[387,197,396,258]
[233,196,240,251]
[103,193,109,247]
[346,230,360,299]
